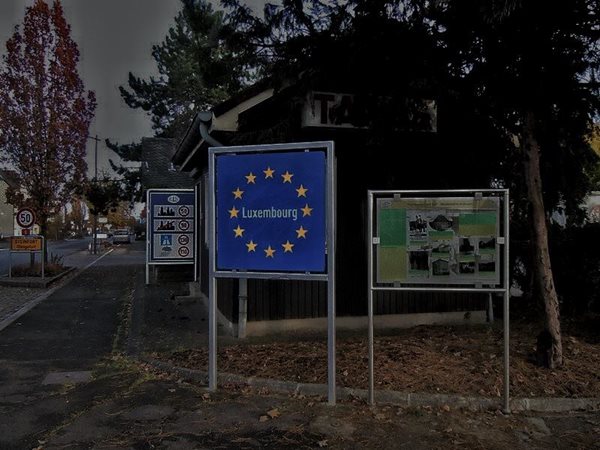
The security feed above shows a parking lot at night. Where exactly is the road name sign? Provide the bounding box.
[10,236,42,251]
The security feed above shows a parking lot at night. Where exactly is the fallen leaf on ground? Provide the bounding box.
[267,408,280,419]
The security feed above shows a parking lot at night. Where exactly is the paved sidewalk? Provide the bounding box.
[0,249,111,329]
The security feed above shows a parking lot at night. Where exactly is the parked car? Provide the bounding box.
[112,229,132,244]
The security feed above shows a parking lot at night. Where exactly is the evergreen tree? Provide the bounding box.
[111,0,255,201]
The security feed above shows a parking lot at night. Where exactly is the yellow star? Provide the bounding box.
[281,170,294,183]
[228,206,239,218]
[263,167,275,178]
[232,187,244,199]
[245,172,256,184]
[233,225,245,238]
[301,203,313,217]
[296,226,308,239]
[282,240,294,253]
[296,184,308,197]
[246,240,257,252]
[264,245,275,258]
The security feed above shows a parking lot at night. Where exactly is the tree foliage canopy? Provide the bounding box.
[0,0,96,233]
[119,0,254,138]
[221,0,599,366]
[111,0,256,202]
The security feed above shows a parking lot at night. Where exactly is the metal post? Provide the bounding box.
[238,278,248,338]
[146,191,150,285]
[209,275,217,390]
[487,293,494,322]
[327,146,336,405]
[93,214,97,255]
[89,135,100,256]
[367,192,375,405]
[94,134,98,180]
[503,190,511,413]
[41,237,45,279]
[208,151,217,391]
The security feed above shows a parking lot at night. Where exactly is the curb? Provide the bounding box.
[139,356,600,413]
[0,249,114,332]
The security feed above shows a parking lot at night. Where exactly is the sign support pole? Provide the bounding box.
[503,191,511,413]
[208,163,217,391]
[41,236,45,279]
[327,147,337,405]
[367,193,375,405]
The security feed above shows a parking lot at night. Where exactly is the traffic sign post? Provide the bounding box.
[146,189,196,284]
[207,141,337,404]
[16,207,36,229]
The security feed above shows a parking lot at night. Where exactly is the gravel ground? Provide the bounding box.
[0,285,43,322]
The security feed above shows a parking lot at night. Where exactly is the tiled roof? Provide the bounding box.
[141,138,195,190]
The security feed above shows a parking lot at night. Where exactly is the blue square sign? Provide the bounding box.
[216,151,326,272]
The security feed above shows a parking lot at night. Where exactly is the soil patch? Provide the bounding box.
[155,321,600,399]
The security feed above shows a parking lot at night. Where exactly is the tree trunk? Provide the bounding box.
[522,110,563,368]
[40,217,49,264]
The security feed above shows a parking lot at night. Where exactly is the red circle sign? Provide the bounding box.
[178,246,190,257]
[16,207,36,228]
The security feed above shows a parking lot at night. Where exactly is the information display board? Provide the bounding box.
[147,189,195,264]
[367,189,510,412]
[377,196,500,286]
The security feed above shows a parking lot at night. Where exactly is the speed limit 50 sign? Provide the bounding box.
[16,207,36,228]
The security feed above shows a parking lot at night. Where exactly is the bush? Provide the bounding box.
[10,252,68,277]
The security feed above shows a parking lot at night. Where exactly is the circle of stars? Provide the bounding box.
[228,166,313,259]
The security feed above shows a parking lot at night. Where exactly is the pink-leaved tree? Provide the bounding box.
[0,0,95,241]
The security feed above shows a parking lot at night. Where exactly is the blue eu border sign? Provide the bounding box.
[208,142,337,403]
[216,151,326,273]
[146,189,195,284]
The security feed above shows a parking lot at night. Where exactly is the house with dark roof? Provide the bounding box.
[172,81,488,336]
[141,137,195,192]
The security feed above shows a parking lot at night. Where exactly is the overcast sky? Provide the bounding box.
[0,0,266,176]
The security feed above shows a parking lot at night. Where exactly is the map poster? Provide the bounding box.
[376,196,500,285]
[147,190,195,263]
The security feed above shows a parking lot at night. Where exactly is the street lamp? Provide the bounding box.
[87,135,101,254]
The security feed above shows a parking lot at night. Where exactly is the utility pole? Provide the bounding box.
[88,135,101,254]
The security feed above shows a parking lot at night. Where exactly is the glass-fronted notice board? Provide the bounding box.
[376,196,500,285]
